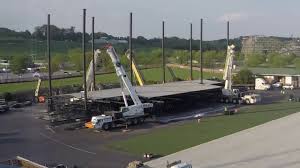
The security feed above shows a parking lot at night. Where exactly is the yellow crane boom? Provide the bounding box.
[125,51,145,86]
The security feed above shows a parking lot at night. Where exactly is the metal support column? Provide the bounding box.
[47,14,52,111]
[227,21,229,47]
[162,21,165,83]
[82,9,88,112]
[190,23,193,80]
[129,12,133,84]
[92,17,96,91]
[200,19,203,84]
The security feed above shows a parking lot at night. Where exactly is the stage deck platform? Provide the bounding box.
[69,80,221,100]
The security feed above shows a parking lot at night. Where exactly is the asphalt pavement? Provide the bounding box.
[0,89,297,167]
[0,105,139,168]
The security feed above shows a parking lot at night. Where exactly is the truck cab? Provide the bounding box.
[90,115,113,130]
[241,94,261,104]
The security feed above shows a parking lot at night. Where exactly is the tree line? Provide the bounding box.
[245,52,300,69]
[0,25,240,51]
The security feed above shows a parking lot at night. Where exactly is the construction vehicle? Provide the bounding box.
[85,46,153,130]
[86,49,102,91]
[125,50,145,86]
[220,45,260,104]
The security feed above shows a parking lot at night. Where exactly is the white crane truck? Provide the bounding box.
[85,46,153,130]
[220,45,261,104]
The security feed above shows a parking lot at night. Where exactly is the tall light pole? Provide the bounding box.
[92,16,96,91]
[82,9,88,112]
[190,23,193,80]
[47,14,53,111]
[200,19,203,84]
[162,21,165,83]
[129,12,133,84]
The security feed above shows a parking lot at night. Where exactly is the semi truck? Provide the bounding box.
[85,46,153,130]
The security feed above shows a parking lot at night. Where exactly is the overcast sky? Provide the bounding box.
[1,0,300,40]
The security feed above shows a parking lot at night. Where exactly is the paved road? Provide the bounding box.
[0,71,80,83]
[0,105,139,168]
[146,111,300,168]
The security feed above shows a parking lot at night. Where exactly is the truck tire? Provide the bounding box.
[220,98,224,103]
[102,123,110,130]
[232,99,237,104]
[225,98,229,103]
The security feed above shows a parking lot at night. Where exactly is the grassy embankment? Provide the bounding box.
[110,101,300,156]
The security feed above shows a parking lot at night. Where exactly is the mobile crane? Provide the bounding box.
[85,46,153,130]
[220,45,260,104]
[85,49,102,91]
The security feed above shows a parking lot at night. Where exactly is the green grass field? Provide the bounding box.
[0,39,83,59]
[0,67,222,94]
[110,102,300,156]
